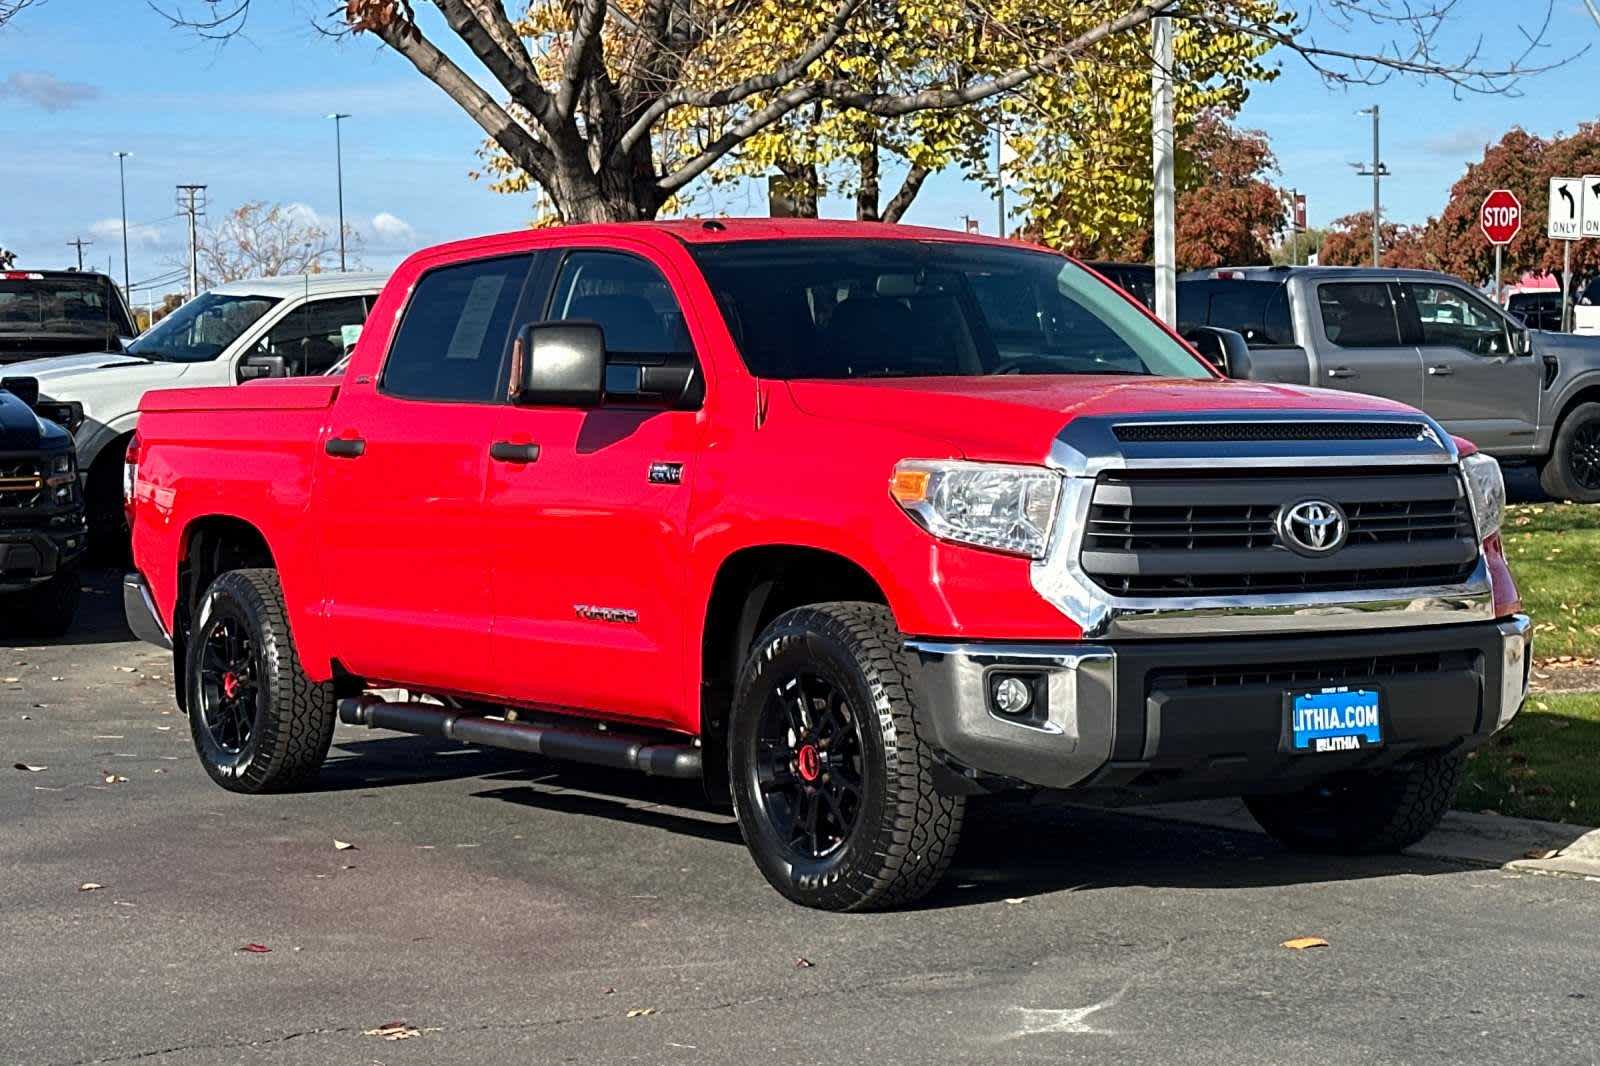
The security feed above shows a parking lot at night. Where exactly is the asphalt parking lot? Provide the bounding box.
[4,570,1599,1066]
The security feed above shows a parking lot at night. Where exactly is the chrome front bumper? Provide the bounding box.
[123,573,172,651]
[907,614,1531,794]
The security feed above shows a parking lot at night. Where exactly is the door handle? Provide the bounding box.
[324,436,365,458]
[1427,365,1455,376]
[1326,367,1357,379]
[489,441,541,464]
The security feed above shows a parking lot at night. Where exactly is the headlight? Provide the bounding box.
[890,459,1060,558]
[45,451,75,486]
[1461,452,1505,540]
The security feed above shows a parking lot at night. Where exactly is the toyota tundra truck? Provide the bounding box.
[123,220,1530,911]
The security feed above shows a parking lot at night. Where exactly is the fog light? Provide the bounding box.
[993,675,1033,716]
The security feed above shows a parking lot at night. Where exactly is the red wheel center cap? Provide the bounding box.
[222,672,240,700]
[796,744,822,783]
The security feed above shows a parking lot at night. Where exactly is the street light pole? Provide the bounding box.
[114,151,131,296]
[328,113,351,272]
[1354,107,1388,267]
[1151,10,1177,327]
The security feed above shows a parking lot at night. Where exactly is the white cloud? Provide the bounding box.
[89,218,165,247]
[1422,127,1491,158]
[370,212,415,243]
[0,71,99,112]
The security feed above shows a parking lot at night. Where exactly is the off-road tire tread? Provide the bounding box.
[190,568,335,793]
[1540,402,1600,504]
[1245,752,1464,854]
[733,602,964,911]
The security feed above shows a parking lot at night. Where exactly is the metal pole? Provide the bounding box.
[1151,12,1177,326]
[114,152,131,297]
[1494,244,1503,304]
[1563,241,1573,333]
[995,121,1005,239]
[329,113,351,272]
[1370,105,1381,267]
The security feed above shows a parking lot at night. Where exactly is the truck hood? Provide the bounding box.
[784,375,1420,463]
[0,389,68,451]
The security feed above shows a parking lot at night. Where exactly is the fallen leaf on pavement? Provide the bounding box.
[334,840,356,851]
[626,1008,657,1018]
[1003,897,1028,905]
[79,883,104,892]
[1281,937,1329,951]
[1524,848,1559,860]
[364,1022,422,1041]
[3,677,19,683]
[238,943,272,954]
[102,773,128,784]
[602,986,617,995]
[795,957,815,969]
[14,763,46,772]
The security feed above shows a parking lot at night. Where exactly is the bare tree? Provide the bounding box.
[188,201,362,287]
[161,0,1574,224]
[0,0,38,30]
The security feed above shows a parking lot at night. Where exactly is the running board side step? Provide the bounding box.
[337,697,703,779]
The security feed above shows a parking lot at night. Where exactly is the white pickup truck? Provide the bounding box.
[5,272,387,555]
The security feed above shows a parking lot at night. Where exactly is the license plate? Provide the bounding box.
[1289,688,1382,753]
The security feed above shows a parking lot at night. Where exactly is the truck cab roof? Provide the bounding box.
[1183,265,1472,287]
[205,271,391,300]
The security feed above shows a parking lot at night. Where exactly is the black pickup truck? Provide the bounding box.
[0,269,136,366]
[0,377,87,635]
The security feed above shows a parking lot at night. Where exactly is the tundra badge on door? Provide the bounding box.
[648,462,683,485]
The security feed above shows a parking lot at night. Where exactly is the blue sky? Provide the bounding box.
[0,0,1595,302]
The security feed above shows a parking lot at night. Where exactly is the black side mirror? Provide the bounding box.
[1,375,40,408]
[1182,326,1250,378]
[238,354,288,381]
[513,321,605,407]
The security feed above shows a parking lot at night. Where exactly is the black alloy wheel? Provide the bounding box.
[751,671,866,860]
[1571,419,1600,492]
[197,615,259,754]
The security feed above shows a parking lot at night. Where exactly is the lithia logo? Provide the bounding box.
[575,604,639,624]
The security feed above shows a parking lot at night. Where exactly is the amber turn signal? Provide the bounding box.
[889,468,931,504]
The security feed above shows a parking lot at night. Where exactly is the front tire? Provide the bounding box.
[729,602,964,911]
[1244,752,1464,854]
[1539,402,1600,503]
[185,568,336,793]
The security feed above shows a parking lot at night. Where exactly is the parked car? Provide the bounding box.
[5,271,387,556]
[0,376,87,636]
[1085,261,1155,308]
[125,220,1529,911]
[1179,266,1600,502]
[0,269,136,366]
[1506,290,1564,333]
[1576,277,1600,337]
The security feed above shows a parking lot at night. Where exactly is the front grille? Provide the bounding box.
[1112,421,1429,444]
[1152,649,1476,690]
[1080,467,1479,597]
[0,458,45,511]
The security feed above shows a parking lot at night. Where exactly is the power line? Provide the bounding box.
[175,185,207,299]
[67,237,93,271]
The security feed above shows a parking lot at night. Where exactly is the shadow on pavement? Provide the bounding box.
[0,566,136,648]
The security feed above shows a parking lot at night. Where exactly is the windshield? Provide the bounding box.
[689,240,1212,380]
[126,292,279,363]
[0,275,132,336]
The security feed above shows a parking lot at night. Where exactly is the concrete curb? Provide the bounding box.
[1114,799,1600,881]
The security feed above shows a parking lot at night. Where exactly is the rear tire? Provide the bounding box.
[185,568,336,793]
[729,602,964,911]
[1244,752,1464,854]
[1539,402,1600,503]
[4,566,81,638]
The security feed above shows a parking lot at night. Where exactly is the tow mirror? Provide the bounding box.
[1510,327,1532,356]
[1182,326,1250,378]
[512,321,605,407]
[238,354,288,381]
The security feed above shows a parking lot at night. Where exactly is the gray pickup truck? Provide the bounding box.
[1178,266,1600,502]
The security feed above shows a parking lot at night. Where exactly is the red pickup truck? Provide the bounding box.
[125,220,1530,910]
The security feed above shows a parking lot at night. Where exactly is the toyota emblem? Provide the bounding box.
[1278,499,1348,557]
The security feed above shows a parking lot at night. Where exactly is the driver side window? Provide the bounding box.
[250,296,371,377]
[1403,283,1510,356]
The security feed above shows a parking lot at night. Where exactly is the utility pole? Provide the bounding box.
[175,184,207,298]
[328,113,351,272]
[1151,8,1177,326]
[1353,106,1389,267]
[66,237,92,271]
[113,151,131,297]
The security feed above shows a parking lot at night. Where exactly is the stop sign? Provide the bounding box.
[1481,189,1522,245]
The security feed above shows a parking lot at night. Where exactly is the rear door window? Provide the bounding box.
[381,256,533,402]
[1176,280,1294,347]
[1318,283,1404,347]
